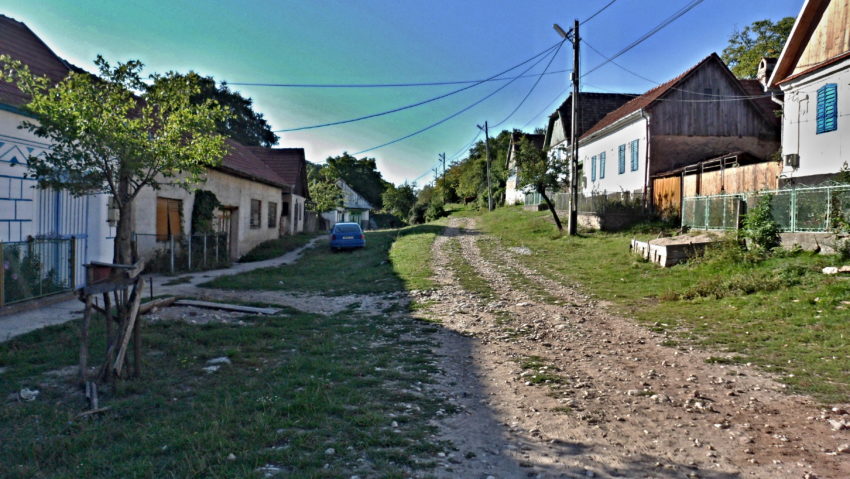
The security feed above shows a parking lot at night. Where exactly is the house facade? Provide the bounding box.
[132,140,285,261]
[0,15,114,299]
[578,53,781,203]
[321,180,372,230]
[248,147,310,235]
[504,131,544,205]
[768,0,850,185]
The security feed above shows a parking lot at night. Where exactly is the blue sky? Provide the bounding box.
[2,0,803,185]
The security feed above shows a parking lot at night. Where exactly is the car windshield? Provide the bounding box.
[334,224,361,233]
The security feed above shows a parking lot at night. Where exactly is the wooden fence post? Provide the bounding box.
[0,242,5,307]
[69,237,77,289]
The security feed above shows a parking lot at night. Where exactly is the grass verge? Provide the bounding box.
[477,206,850,403]
[239,233,318,262]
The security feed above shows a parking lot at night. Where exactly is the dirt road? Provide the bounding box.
[415,217,849,479]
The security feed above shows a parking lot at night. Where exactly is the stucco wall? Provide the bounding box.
[579,117,648,195]
[133,169,282,259]
[779,58,850,181]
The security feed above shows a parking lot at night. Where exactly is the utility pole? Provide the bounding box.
[439,152,446,177]
[554,20,580,235]
[477,121,493,211]
[433,166,440,185]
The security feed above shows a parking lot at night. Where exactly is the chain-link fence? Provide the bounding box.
[682,184,850,232]
[1,238,76,306]
[133,233,230,274]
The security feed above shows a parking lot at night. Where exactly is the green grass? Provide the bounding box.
[0,297,447,478]
[203,225,444,296]
[239,233,317,262]
[444,237,494,299]
[477,206,850,403]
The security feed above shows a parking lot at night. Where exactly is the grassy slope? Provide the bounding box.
[478,206,850,402]
[239,233,318,262]
[0,222,448,478]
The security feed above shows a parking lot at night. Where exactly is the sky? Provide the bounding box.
[1,0,804,185]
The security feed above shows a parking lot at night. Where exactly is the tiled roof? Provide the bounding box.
[219,139,287,189]
[0,14,76,108]
[546,92,636,147]
[248,146,309,197]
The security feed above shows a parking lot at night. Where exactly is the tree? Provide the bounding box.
[181,73,278,147]
[306,165,343,214]
[721,17,794,78]
[514,137,566,231]
[0,55,230,264]
[325,153,391,209]
[382,182,416,221]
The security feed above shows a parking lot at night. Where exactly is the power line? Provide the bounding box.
[351,43,558,156]
[273,41,561,133]
[228,70,570,89]
[582,0,704,79]
[490,40,566,128]
[581,0,620,25]
[520,87,569,129]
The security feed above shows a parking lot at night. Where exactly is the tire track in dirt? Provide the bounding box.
[416,217,849,479]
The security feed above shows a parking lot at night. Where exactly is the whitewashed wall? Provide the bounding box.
[779,58,850,180]
[578,117,648,195]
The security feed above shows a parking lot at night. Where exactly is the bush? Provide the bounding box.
[740,194,780,251]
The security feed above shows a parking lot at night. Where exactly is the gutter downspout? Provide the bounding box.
[641,110,651,210]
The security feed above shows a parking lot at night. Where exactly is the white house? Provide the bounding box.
[767,0,850,185]
[321,180,372,230]
[248,146,310,235]
[504,131,544,205]
[578,53,780,201]
[0,14,114,303]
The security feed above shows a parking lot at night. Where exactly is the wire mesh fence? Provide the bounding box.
[133,233,230,274]
[682,184,850,232]
[1,238,75,306]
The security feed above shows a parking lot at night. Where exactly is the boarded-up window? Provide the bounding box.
[250,199,261,229]
[156,197,182,240]
[268,202,277,228]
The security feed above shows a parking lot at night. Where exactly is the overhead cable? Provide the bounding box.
[273,42,561,133]
[581,0,620,25]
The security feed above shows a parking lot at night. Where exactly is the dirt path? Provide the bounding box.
[415,217,850,479]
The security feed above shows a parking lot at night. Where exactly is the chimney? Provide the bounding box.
[757,57,778,91]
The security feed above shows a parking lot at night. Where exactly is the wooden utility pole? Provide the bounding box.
[439,152,446,177]
[477,121,493,211]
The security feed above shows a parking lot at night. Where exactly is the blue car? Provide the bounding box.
[329,222,365,251]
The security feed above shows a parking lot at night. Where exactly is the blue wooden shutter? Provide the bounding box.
[591,155,597,181]
[817,83,838,134]
[599,152,606,179]
[630,139,639,171]
[618,145,626,174]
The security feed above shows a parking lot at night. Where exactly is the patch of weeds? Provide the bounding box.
[161,276,192,286]
[518,355,546,370]
[527,372,566,385]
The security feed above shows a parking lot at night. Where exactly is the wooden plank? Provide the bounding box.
[138,296,177,315]
[79,294,93,384]
[174,299,280,315]
[113,278,144,377]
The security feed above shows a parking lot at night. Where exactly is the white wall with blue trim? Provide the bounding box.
[578,117,648,196]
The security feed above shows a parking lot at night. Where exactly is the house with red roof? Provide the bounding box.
[247,146,311,235]
[767,0,850,185]
[576,53,780,214]
[0,14,115,301]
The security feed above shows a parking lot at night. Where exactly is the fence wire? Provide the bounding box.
[133,233,230,274]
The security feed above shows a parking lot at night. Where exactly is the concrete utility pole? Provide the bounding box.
[554,20,580,235]
[477,121,493,211]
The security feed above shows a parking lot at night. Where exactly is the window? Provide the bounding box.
[590,155,597,182]
[282,201,289,217]
[156,197,182,240]
[268,202,277,228]
[630,139,640,171]
[618,144,626,174]
[250,199,261,229]
[599,152,606,179]
[817,83,838,134]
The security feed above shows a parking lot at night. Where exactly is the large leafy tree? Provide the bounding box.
[325,153,391,209]
[514,137,566,231]
[0,55,229,264]
[721,17,794,78]
[306,164,343,214]
[179,73,278,147]
[382,182,417,221]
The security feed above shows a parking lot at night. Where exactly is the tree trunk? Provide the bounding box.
[539,188,563,231]
[114,176,134,265]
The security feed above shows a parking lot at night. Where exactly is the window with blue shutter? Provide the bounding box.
[630,139,639,171]
[591,155,597,181]
[599,152,606,179]
[817,83,838,134]
[618,144,626,174]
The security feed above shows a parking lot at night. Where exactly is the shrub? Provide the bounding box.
[740,194,780,251]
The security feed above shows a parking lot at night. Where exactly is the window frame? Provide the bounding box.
[268,201,277,228]
[816,83,838,134]
[599,151,606,179]
[630,139,640,172]
[618,144,626,174]
[590,155,597,182]
[249,199,261,229]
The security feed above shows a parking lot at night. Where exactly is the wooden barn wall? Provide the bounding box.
[652,176,682,217]
[651,60,777,139]
[795,0,850,75]
[681,161,781,197]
